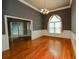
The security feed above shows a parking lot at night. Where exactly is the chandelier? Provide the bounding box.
[41,0,50,15]
[41,8,49,14]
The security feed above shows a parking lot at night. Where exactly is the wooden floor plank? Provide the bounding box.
[2,36,75,59]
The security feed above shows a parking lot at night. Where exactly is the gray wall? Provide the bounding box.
[71,0,76,34]
[42,8,71,30]
[2,0,43,34]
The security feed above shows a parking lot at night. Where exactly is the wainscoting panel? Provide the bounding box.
[2,35,9,51]
[71,32,76,53]
[41,30,72,39]
[31,30,43,40]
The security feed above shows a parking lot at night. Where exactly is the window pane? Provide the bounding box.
[18,22,24,36]
[49,23,54,27]
[55,27,61,33]
[55,22,61,28]
[10,22,19,37]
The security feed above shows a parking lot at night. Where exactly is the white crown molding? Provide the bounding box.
[49,6,71,13]
[18,0,72,14]
[18,0,41,13]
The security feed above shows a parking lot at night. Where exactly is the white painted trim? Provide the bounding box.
[2,35,9,51]
[71,32,76,53]
[31,30,74,40]
[42,30,72,39]
[18,0,41,13]
[49,6,71,12]
[31,30,72,40]
[4,15,33,50]
[4,15,32,22]
[4,15,9,51]
[18,0,72,14]
[31,30,43,40]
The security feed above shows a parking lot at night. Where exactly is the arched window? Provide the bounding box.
[48,15,62,33]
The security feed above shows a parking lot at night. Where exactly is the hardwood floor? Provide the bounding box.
[2,36,75,59]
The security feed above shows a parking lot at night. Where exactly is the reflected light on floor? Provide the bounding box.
[49,40,61,58]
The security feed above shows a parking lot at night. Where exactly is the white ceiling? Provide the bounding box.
[18,0,72,13]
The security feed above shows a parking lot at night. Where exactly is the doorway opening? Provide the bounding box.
[4,15,33,50]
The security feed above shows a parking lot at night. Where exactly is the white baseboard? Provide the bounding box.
[2,35,9,51]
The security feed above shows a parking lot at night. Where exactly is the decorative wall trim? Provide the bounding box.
[2,35,9,51]
[18,0,41,13]
[31,30,43,40]
[31,30,75,40]
[41,30,72,39]
[18,0,72,14]
[71,32,76,53]
[50,6,71,12]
